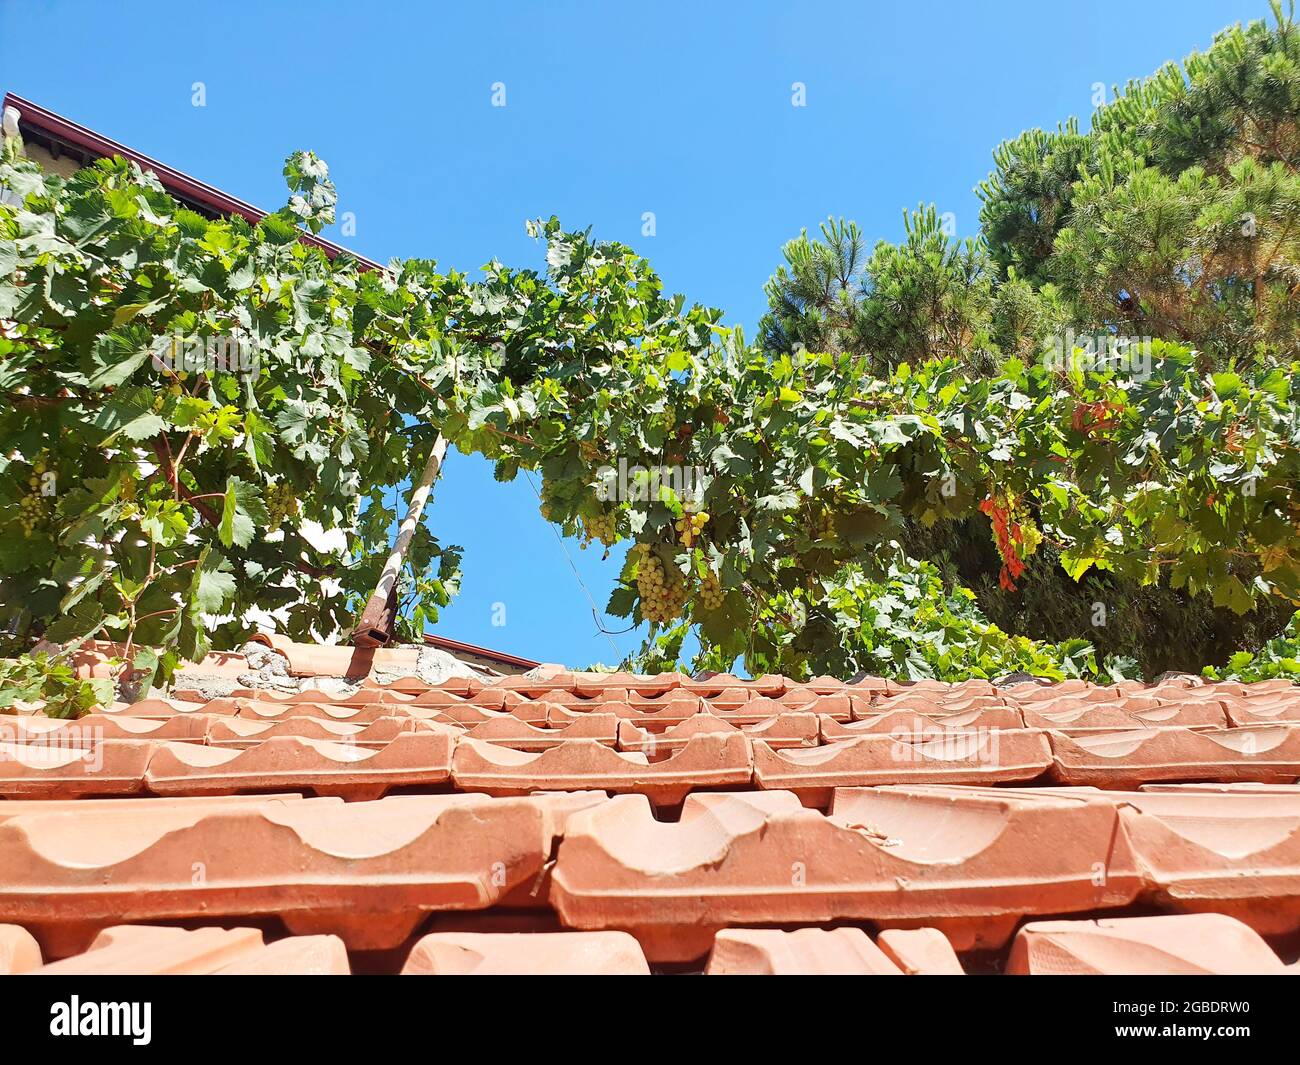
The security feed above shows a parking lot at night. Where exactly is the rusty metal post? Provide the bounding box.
[351,435,448,646]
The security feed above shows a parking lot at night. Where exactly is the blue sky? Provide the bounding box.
[0,0,1268,666]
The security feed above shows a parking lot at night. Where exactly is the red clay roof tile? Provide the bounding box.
[31,924,353,975]
[34,925,266,975]
[617,712,819,754]
[574,672,685,697]
[6,640,1298,974]
[212,933,352,975]
[1,713,210,741]
[752,729,1052,802]
[205,715,424,747]
[1019,698,1228,730]
[0,793,567,953]
[401,931,650,974]
[724,693,858,724]
[679,673,784,696]
[704,927,903,975]
[1220,694,1300,726]
[1113,787,1300,935]
[550,784,1141,959]
[875,928,966,974]
[868,692,1008,715]
[145,732,454,800]
[1006,914,1287,975]
[0,738,153,798]
[464,713,620,750]
[545,697,703,730]
[452,732,751,805]
[820,706,1024,739]
[0,923,42,974]
[1047,725,1300,787]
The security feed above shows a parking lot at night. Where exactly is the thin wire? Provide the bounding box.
[524,471,624,661]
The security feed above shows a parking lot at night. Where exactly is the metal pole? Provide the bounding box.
[351,434,448,646]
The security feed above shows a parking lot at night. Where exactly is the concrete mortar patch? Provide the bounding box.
[415,646,486,685]
[168,672,240,700]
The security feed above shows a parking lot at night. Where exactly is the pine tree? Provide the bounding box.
[755,2,1300,674]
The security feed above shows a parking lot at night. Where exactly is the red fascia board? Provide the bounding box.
[3,93,383,271]
[422,633,541,670]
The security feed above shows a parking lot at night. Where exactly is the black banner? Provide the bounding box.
[0,974,1288,1052]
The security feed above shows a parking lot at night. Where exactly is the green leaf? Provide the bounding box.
[111,299,166,327]
[219,476,270,549]
[86,333,152,389]
[140,501,191,547]
[59,569,107,614]
[1211,574,1253,615]
[93,385,165,443]
[189,546,236,615]
[1060,551,1099,582]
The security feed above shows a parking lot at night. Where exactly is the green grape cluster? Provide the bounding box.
[580,510,618,549]
[17,460,50,536]
[674,509,708,546]
[538,482,567,524]
[266,481,300,525]
[634,547,688,624]
[697,570,725,611]
[814,510,835,540]
[17,491,46,536]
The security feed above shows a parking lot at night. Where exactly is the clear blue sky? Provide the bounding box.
[0,0,1267,666]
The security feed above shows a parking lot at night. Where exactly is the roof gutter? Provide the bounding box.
[423,633,541,671]
[2,93,384,270]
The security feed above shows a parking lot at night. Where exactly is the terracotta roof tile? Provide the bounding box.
[1047,725,1300,787]
[875,928,966,974]
[679,673,785,697]
[550,785,1140,959]
[0,738,153,797]
[704,928,903,975]
[1,713,210,741]
[726,693,858,724]
[0,792,313,825]
[232,699,442,724]
[1006,914,1287,975]
[5,638,1298,973]
[452,732,751,805]
[1019,698,1228,730]
[98,697,214,716]
[1112,787,1300,934]
[617,712,819,754]
[775,689,859,715]
[1221,694,1300,726]
[820,706,1024,739]
[212,934,352,975]
[752,729,1052,802]
[868,692,1008,715]
[205,715,424,747]
[145,732,454,800]
[1,793,567,953]
[34,925,263,975]
[0,923,42,974]
[32,925,352,975]
[546,697,702,730]
[574,673,686,697]
[401,931,650,974]
[465,713,620,750]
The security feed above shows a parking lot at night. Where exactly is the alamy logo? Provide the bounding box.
[0,726,105,771]
[1042,329,1152,380]
[595,458,706,505]
[50,997,151,1045]
[151,332,257,377]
